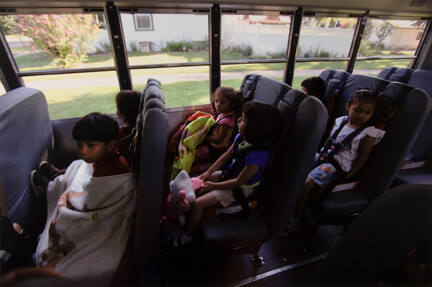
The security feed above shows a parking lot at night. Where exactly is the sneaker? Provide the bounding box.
[283,217,301,236]
[30,170,49,197]
[38,161,61,181]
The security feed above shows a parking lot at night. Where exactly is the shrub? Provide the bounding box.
[130,41,138,52]
[95,41,111,54]
[226,44,253,57]
[12,14,102,68]
[302,46,332,58]
[163,41,193,52]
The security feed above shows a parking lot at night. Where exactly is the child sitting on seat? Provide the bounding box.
[292,89,385,223]
[203,86,244,157]
[301,76,326,101]
[173,101,282,247]
[30,113,135,283]
[115,90,140,165]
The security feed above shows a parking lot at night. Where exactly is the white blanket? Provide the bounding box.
[35,160,136,283]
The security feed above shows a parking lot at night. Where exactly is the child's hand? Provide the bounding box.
[200,171,211,181]
[203,181,217,192]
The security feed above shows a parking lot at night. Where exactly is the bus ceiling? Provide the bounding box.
[0,0,431,17]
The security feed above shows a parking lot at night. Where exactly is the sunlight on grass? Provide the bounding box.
[42,75,310,119]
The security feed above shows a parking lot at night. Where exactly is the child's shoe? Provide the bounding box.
[172,233,193,248]
[38,161,61,181]
[30,170,49,197]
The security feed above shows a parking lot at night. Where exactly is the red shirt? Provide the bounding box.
[92,151,130,177]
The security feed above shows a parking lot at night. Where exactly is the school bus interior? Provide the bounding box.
[0,0,431,286]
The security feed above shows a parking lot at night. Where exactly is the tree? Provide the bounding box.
[375,21,394,49]
[0,15,16,35]
[12,14,101,68]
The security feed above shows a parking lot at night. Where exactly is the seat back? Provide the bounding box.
[325,71,430,199]
[241,76,329,235]
[0,88,52,229]
[134,80,168,274]
[360,83,430,199]
[319,69,350,106]
[309,184,432,285]
[260,95,328,235]
[405,69,432,161]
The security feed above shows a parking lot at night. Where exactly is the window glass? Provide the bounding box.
[23,71,119,119]
[131,66,210,108]
[0,84,5,95]
[221,14,291,61]
[359,19,427,57]
[293,61,348,89]
[221,63,285,88]
[353,59,412,77]
[134,14,153,31]
[1,14,113,72]
[121,13,209,65]
[298,16,357,59]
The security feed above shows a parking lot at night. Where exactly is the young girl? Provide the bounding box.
[173,101,282,247]
[292,89,386,223]
[115,90,140,165]
[195,86,244,162]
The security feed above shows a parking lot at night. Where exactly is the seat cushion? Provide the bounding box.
[318,190,369,218]
[201,211,269,249]
[394,167,432,185]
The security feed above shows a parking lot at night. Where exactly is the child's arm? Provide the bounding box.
[203,164,260,191]
[207,124,231,145]
[200,142,235,180]
[346,135,375,179]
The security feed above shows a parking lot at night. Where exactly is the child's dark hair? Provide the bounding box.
[301,77,326,100]
[347,89,378,107]
[72,112,119,142]
[116,90,140,127]
[242,101,283,145]
[213,86,244,118]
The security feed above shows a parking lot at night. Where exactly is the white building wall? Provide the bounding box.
[96,14,209,52]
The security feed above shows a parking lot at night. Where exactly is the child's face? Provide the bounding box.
[76,141,111,163]
[301,86,308,94]
[214,90,232,114]
[237,113,246,135]
[346,100,376,126]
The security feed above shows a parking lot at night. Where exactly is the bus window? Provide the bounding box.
[122,12,211,107]
[354,19,427,76]
[23,71,119,120]
[293,16,356,89]
[0,84,5,95]
[221,13,291,84]
[2,13,117,119]
[131,66,210,108]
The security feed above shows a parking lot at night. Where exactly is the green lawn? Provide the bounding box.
[9,49,413,119]
[45,76,308,119]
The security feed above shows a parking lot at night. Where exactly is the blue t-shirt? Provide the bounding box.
[228,134,270,186]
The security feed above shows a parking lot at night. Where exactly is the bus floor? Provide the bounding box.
[153,224,343,286]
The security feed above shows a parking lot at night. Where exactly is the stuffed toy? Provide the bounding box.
[166,170,196,226]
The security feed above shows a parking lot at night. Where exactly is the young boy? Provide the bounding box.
[301,76,326,101]
[30,113,136,283]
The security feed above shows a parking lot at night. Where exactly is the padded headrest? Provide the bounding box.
[276,89,307,121]
[407,69,432,98]
[321,71,350,105]
[331,74,389,117]
[389,68,413,83]
[0,88,52,226]
[319,69,337,85]
[377,67,398,81]
[144,98,165,111]
[241,74,291,107]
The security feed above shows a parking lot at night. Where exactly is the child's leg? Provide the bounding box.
[293,177,319,219]
[185,192,220,236]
